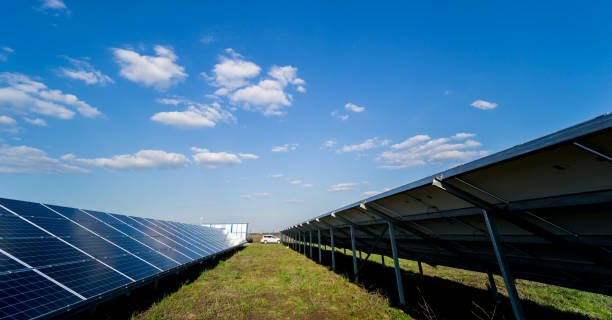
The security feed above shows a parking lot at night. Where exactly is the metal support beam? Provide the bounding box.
[432,178,612,270]
[573,142,612,161]
[487,269,501,305]
[483,209,525,319]
[330,226,336,271]
[317,228,322,264]
[360,202,486,269]
[350,225,359,284]
[418,260,423,278]
[388,221,406,305]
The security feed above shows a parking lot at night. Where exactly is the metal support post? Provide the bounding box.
[483,209,525,319]
[309,231,313,258]
[317,228,322,264]
[418,260,423,278]
[381,255,385,267]
[388,221,406,305]
[350,225,359,284]
[330,226,336,271]
[487,269,501,305]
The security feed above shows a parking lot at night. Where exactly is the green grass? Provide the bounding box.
[321,245,612,319]
[133,243,611,319]
[134,244,411,320]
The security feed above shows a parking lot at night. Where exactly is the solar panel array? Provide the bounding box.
[281,114,612,319]
[0,198,246,320]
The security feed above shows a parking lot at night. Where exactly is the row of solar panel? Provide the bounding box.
[0,197,244,320]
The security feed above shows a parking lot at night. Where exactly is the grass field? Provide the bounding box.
[135,244,408,319]
[132,243,612,320]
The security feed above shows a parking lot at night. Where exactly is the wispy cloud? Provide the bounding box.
[470,99,498,110]
[271,143,298,152]
[378,133,487,169]
[61,150,189,171]
[0,145,87,173]
[338,137,389,153]
[0,72,102,119]
[59,57,114,85]
[152,98,234,128]
[345,102,365,112]
[191,147,257,168]
[327,182,357,192]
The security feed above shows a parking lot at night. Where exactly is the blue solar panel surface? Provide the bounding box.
[0,197,245,320]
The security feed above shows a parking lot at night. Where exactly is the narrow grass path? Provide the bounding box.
[135,244,410,320]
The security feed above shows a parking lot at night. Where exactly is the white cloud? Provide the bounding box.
[0,73,102,119]
[209,48,261,91]
[0,115,16,126]
[452,132,476,140]
[205,49,305,116]
[327,183,357,192]
[444,90,452,95]
[0,145,87,173]
[331,110,349,121]
[191,147,256,168]
[270,173,283,178]
[230,79,291,116]
[303,184,313,188]
[470,99,498,110]
[284,199,304,204]
[40,0,66,9]
[240,194,252,199]
[290,180,302,185]
[378,133,487,169]
[62,150,189,171]
[271,143,298,152]
[345,102,365,113]
[391,135,431,149]
[268,66,305,87]
[338,137,387,153]
[321,139,337,149]
[0,47,14,62]
[238,153,259,159]
[254,192,269,197]
[113,45,187,91]
[24,117,47,126]
[200,35,214,44]
[59,57,113,85]
[152,98,234,128]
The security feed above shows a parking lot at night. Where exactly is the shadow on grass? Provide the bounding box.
[298,245,590,320]
[65,246,245,320]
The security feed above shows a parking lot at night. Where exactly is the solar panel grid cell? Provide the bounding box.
[0,270,81,320]
[110,214,200,260]
[84,211,192,264]
[130,217,208,257]
[153,220,215,255]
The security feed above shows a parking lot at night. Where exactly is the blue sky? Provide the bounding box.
[0,1,610,232]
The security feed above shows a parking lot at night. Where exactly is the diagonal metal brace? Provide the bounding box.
[356,225,389,276]
[360,202,489,269]
[432,178,612,270]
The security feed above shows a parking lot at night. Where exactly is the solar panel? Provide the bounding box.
[282,114,612,319]
[0,198,246,319]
